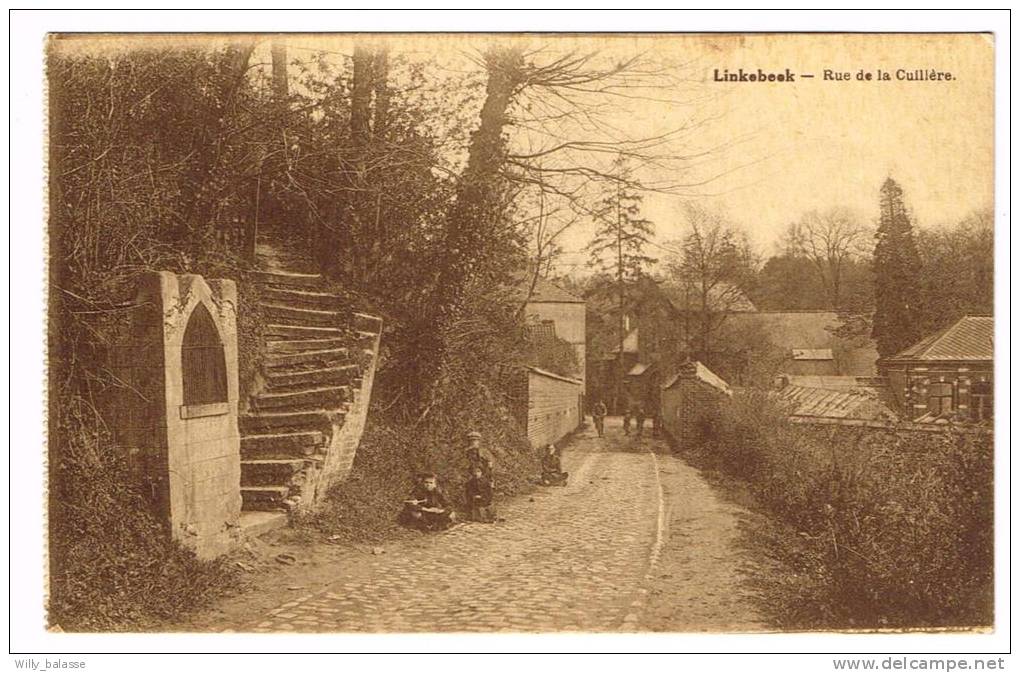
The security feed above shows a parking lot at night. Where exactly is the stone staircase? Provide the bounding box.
[238,237,382,515]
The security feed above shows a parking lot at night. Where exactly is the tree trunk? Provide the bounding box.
[372,48,391,141]
[418,46,524,413]
[271,42,289,102]
[343,45,375,280]
[350,46,374,147]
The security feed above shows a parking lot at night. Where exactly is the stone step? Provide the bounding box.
[265,347,349,370]
[354,330,379,350]
[241,485,291,512]
[267,338,348,354]
[261,303,344,328]
[264,364,360,391]
[354,347,378,368]
[255,250,318,275]
[238,511,289,537]
[264,323,345,340]
[253,385,351,412]
[353,312,383,334]
[240,430,325,457]
[241,458,306,486]
[240,409,335,434]
[252,270,322,289]
[262,287,347,311]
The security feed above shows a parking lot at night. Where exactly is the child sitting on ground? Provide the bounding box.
[540,444,568,486]
[399,473,456,531]
[465,465,495,523]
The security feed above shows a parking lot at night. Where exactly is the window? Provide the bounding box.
[971,381,993,422]
[927,382,955,416]
[181,303,228,407]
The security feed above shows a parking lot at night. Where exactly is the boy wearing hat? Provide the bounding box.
[465,430,495,483]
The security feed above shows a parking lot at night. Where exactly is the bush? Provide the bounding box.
[303,381,539,542]
[682,391,993,628]
[48,401,240,631]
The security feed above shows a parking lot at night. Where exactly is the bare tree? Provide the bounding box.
[667,204,749,362]
[518,180,580,310]
[787,207,869,309]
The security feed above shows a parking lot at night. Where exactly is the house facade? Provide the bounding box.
[518,275,587,387]
[878,315,993,423]
[659,360,732,447]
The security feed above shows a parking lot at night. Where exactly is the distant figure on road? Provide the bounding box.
[635,403,646,437]
[623,401,633,435]
[465,465,495,523]
[540,444,568,486]
[400,473,456,532]
[591,399,608,438]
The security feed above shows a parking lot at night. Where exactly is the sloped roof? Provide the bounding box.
[784,375,883,390]
[729,311,839,349]
[662,360,732,396]
[792,348,834,361]
[610,327,640,354]
[661,281,757,313]
[526,366,583,385]
[887,315,993,362]
[780,385,898,422]
[627,362,650,377]
[514,273,585,304]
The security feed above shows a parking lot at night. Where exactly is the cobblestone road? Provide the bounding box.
[213,418,763,633]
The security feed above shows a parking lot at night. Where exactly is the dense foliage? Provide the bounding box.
[48,42,266,630]
[683,392,993,629]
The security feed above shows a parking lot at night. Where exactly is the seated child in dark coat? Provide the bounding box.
[540,444,568,486]
[465,465,495,523]
[399,473,456,531]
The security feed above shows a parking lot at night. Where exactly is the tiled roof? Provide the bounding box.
[783,375,885,390]
[887,315,993,362]
[779,384,898,422]
[727,311,880,376]
[662,360,732,396]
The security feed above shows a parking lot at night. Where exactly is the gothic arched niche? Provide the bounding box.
[181,303,228,406]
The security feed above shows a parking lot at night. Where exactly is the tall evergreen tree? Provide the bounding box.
[871,177,923,357]
[585,156,656,408]
[585,156,657,303]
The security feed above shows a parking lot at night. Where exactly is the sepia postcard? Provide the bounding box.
[25,21,1003,658]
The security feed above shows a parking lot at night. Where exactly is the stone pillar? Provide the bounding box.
[111,271,242,559]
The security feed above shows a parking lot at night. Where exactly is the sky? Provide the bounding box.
[528,33,996,272]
